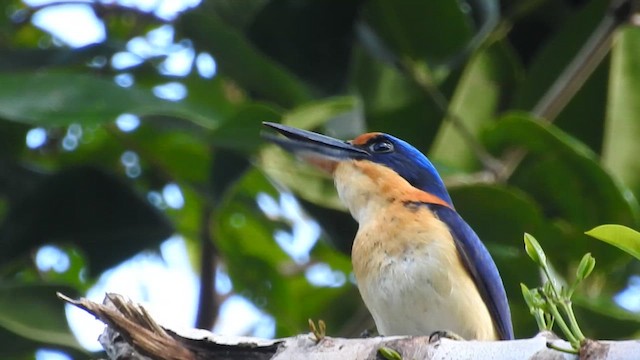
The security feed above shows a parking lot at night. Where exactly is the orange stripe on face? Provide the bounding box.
[351,132,383,146]
[353,161,452,209]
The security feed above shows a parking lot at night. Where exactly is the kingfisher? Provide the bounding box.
[262,122,514,341]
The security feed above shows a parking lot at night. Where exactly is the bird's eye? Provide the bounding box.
[370,140,394,153]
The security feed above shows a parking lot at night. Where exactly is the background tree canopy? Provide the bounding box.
[1,0,639,358]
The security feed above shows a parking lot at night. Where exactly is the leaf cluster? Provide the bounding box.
[0,1,639,358]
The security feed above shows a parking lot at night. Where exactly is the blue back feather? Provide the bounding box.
[427,203,514,340]
[366,134,513,340]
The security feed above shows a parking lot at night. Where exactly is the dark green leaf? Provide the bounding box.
[0,283,83,351]
[351,50,444,150]
[361,0,474,66]
[0,72,218,128]
[430,41,520,171]
[215,169,355,336]
[485,113,640,273]
[247,1,359,93]
[486,113,640,228]
[177,9,312,108]
[211,103,281,153]
[0,167,174,276]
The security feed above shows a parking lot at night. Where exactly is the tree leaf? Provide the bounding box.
[351,50,444,151]
[176,9,312,108]
[585,224,640,261]
[485,113,640,274]
[602,26,640,197]
[247,1,359,93]
[215,169,356,336]
[0,167,174,276]
[511,0,610,152]
[486,113,640,229]
[361,0,473,66]
[259,98,359,210]
[0,71,218,128]
[430,41,520,171]
[0,283,84,352]
[211,103,281,153]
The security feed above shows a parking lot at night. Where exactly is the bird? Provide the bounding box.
[262,122,514,341]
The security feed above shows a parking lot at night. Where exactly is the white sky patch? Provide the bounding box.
[115,113,140,132]
[26,127,47,149]
[153,82,187,101]
[35,245,70,273]
[66,236,199,351]
[31,3,105,47]
[258,192,322,264]
[114,73,135,88]
[196,52,216,78]
[615,275,640,312]
[146,24,174,48]
[305,263,346,288]
[160,45,194,76]
[35,349,71,360]
[162,183,185,209]
[213,295,275,338]
[111,51,143,70]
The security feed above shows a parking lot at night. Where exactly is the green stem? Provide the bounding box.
[546,341,579,354]
[561,301,586,342]
[532,309,547,331]
[547,301,579,348]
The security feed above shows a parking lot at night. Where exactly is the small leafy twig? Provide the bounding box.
[378,346,403,360]
[308,319,326,343]
[521,233,595,353]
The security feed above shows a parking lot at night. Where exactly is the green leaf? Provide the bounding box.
[259,97,359,210]
[351,50,443,151]
[0,71,218,128]
[575,253,595,282]
[602,26,640,197]
[361,0,473,66]
[215,169,355,336]
[246,1,359,93]
[0,283,84,352]
[524,233,546,267]
[430,41,520,171]
[512,0,610,151]
[513,0,608,110]
[0,167,174,276]
[282,96,357,130]
[378,346,403,360]
[485,113,640,276]
[585,224,640,261]
[485,113,640,229]
[211,103,281,153]
[176,10,312,108]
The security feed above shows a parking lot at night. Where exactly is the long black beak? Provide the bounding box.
[262,122,369,160]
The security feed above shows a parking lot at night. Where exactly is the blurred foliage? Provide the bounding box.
[0,0,639,358]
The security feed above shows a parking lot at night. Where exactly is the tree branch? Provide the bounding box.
[59,292,639,360]
[194,204,219,330]
[495,0,635,182]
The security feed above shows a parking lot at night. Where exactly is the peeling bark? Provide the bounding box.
[58,293,640,360]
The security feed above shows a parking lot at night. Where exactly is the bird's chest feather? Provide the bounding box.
[333,161,497,339]
[351,208,496,339]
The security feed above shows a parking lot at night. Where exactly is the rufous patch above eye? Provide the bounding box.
[351,132,383,146]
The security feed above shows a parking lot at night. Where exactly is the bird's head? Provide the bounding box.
[262,122,453,209]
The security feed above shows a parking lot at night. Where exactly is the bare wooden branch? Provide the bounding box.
[58,292,640,360]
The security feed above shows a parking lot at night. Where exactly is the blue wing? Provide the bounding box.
[428,204,514,340]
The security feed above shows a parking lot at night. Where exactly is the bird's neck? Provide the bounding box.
[333,161,451,225]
